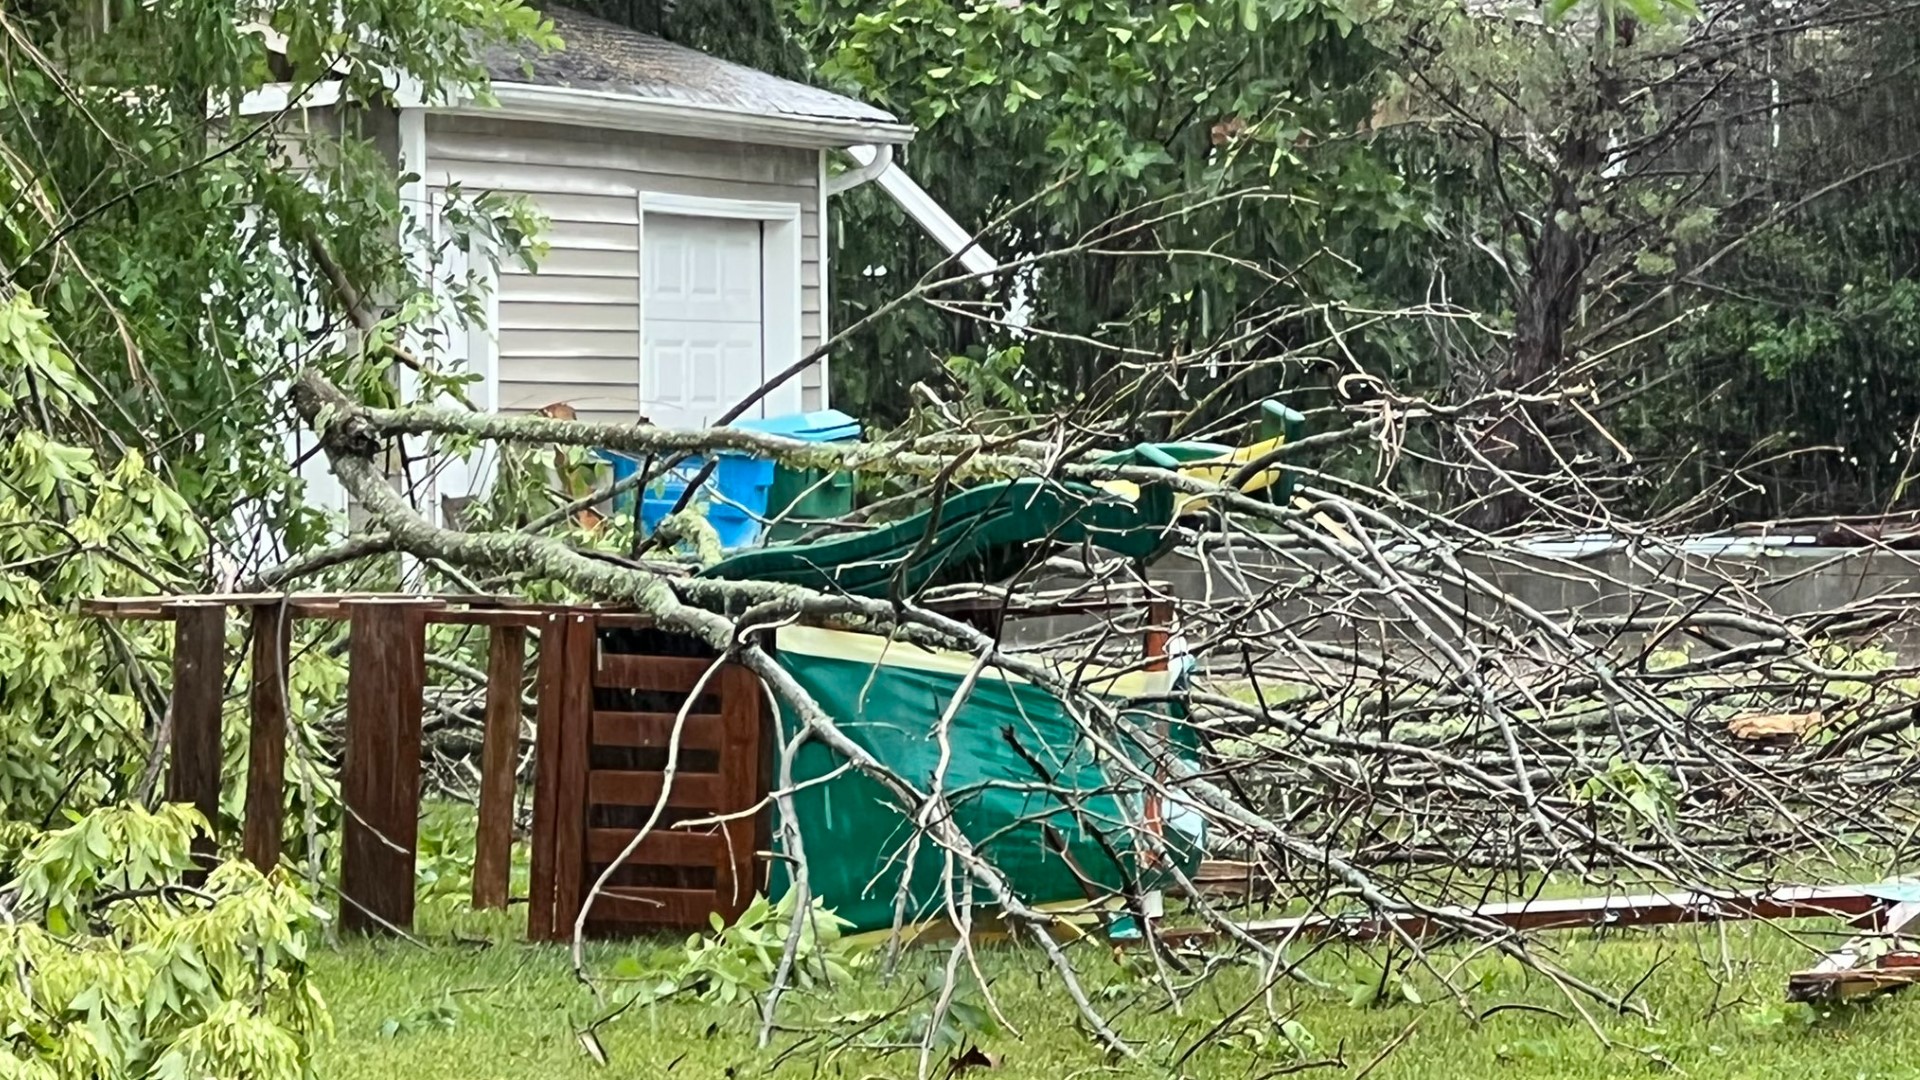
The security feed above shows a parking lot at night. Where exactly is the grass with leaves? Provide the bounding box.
[312,893,1920,1080]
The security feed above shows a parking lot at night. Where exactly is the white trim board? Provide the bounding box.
[237,78,913,150]
[636,192,806,422]
[640,193,803,221]
[815,148,831,411]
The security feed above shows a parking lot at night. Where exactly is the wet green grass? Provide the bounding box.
[312,898,1920,1080]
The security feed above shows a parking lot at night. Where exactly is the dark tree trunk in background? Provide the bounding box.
[1465,29,1622,531]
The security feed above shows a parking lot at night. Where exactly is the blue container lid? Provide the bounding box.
[731,409,861,443]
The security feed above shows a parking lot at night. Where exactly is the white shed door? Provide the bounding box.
[641,214,765,429]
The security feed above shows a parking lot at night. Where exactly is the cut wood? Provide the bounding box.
[1728,710,1824,743]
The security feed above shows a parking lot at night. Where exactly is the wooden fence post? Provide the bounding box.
[243,604,293,873]
[167,602,228,883]
[473,624,526,910]
[527,612,566,942]
[549,613,595,939]
[339,600,426,935]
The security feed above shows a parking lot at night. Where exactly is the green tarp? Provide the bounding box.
[765,626,1203,934]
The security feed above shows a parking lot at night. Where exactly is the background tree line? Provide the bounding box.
[609,0,1920,528]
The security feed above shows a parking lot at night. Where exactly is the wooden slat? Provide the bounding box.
[526,613,567,942]
[339,602,427,935]
[167,603,227,883]
[242,606,292,873]
[587,771,722,808]
[431,609,550,628]
[592,710,727,751]
[85,593,554,623]
[586,828,724,867]
[596,652,723,693]
[715,663,764,919]
[550,614,597,937]
[590,887,731,928]
[474,624,527,911]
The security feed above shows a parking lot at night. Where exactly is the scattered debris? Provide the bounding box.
[1787,895,1920,1002]
[1193,859,1272,897]
[1165,884,1897,947]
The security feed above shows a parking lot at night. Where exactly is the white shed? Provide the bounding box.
[432,7,915,429]
[259,7,988,533]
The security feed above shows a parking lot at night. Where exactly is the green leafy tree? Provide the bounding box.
[1372,0,1920,524]
[794,0,1426,432]
[0,0,553,552]
[2,805,329,1079]
[0,0,550,1071]
[0,290,203,823]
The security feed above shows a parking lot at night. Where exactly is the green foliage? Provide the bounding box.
[943,344,1035,416]
[610,893,856,1007]
[891,968,1002,1058]
[1342,962,1425,1009]
[2,805,329,1080]
[0,290,203,821]
[1575,755,1679,834]
[377,994,462,1039]
[1631,183,1920,518]
[1220,1014,1318,1058]
[796,0,1422,430]
[12,805,201,932]
[0,0,557,1067]
[0,0,553,555]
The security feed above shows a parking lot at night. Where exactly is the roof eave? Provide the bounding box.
[434,81,914,149]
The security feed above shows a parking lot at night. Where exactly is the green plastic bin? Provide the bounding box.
[765,465,857,543]
[733,410,862,543]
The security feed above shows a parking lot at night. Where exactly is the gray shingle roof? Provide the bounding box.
[487,6,903,130]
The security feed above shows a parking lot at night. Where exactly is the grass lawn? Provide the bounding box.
[312,899,1920,1080]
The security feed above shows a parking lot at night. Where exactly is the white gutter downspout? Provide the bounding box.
[828,143,893,195]
[837,144,1029,332]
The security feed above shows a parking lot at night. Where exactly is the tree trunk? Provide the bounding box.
[1466,35,1623,530]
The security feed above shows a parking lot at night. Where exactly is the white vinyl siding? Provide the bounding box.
[423,115,826,426]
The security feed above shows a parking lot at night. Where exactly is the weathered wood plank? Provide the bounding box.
[167,603,228,882]
[591,887,732,928]
[715,663,763,919]
[473,624,527,911]
[586,771,722,808]
[339,602,427,935]
[527,613,567,942]
[1787,899,1920,1002]
[585,828,724,867]
[592,710,727,751]
[1164,885,1895,948]
[595,652,722,693]
[242,606,293,873]
[550,614,596,938]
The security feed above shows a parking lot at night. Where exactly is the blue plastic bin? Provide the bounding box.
[731,409,862,443]
[600,409,858,552]
[601,451,774,550]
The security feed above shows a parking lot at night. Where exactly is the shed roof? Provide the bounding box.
[487,7,903,132]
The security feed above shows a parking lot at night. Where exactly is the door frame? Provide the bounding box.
[636,192,804,423]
